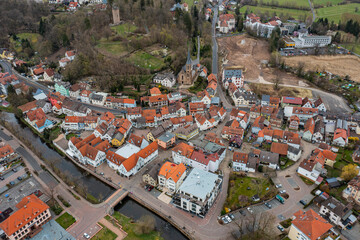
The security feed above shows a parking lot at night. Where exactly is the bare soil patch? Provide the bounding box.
[284,55,360,82]
[250,83,313,98]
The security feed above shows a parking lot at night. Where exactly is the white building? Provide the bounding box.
[153,72,176,88]
[218,14,236,33]
[222,69,244,89]
[291,30,332,48]
[173,168,222,218]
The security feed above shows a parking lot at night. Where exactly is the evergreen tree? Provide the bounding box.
[39,18,45,36]
[183,12,192,36]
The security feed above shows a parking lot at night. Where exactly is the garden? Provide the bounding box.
[56,212,76,230]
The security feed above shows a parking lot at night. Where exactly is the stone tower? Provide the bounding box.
[112,6,120,25]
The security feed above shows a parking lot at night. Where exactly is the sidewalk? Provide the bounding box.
[99,218,127,240]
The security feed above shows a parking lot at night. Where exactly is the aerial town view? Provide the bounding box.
[2,0,360,239]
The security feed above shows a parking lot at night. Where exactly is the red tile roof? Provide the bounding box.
[158,162,186,183]
[270,142,288,155]
[292,209,332,240]
[233,152,248,164]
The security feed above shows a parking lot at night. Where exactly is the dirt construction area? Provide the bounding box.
[284,55,360,82]
[218,34,308,86]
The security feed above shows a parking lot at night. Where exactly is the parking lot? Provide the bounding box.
[0,166,25,192]
[0,177,48,212]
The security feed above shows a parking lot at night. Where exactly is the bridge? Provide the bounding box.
[104,188,129,214]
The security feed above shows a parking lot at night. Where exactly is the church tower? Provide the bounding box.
[186,48,192,80]
[112,6,120,25]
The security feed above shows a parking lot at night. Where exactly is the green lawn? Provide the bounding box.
[325,165,342,178]
[110,212,164,240]
[188,77,207,94]
[312,0,343,7]
[260,0,310,8]
[341,44,360,55]
[10,33,40,53]
[240,5,311,20]
[91,223,117,240]
[125,50,165,71]
[280,159,296,170]
[315,3,360,23]
[56,212,76,230]
[96,41,128,56]
[329,184,347,203]
[111,23,137,38]
[225,175,276,210]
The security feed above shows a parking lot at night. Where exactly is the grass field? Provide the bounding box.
[125,50,165,71]
[96,41,128,56]
[250,83,313,98]
[341,43,360,55]
[240,5,311,20]
[91,223,117,240]
[312,0,343,6]
[225,175,276,210]
[260,0,310,8]
[111,23,137,38]
[315,3,360,23]
[109,212,164,240]
[10,33,40,52]
[56,212,76,230]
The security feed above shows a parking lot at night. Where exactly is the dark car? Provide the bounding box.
[148,186,154,191]
[299,200,307,206]
[264,202,272,209]
[17,176,22,181]
[12,168,17,172]
[239,210,246,216]
[9,181,15,185]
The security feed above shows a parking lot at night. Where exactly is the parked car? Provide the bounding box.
[247,207,253,214]
[17,176,22,181]
[12,168,17,172]
[83,233,90,239]
[0,176,4,181]
[275,184,282,188]
[222,217,229,224]
[299,200,307,206]
[239,210,246,216]
[229,213,235,220]
[225,215,232,223]
[277,225,285,232]
[264,202,272,209]
[279,190,286,194]
[9,181,15,185]
[148,186,154,191]
[144,185,149,190]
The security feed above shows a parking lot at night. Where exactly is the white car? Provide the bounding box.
[83,233,90,239]
[247,207,253,214]
[276,184,282,188]
[222,216,229,224]
[279,190,286,194]
[226,215,232,223]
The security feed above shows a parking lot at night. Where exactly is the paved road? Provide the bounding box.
[0,60,124,115]
[308,0,316,25]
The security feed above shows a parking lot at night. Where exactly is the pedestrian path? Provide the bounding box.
[99,217,127,240]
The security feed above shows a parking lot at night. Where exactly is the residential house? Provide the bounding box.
[43,68,55,81]
[287,146,302,161]
[261,95,270,106]
[106,142,158,177]
[189,102,205,115]
[59,57,70,67]
[18,100,37,113]
[297,156,325,184]
[69,83,89,99]
[352,147,360,163]
[251,116,268,134]
[288,209,334,240]
[172,168,222,217]
[175,101,187,117]
[80,90,92,103]
[303,118,315,142]
[157,132,176,149]
[333,128,348,147]
[270,142,288,156]
[167,92,183,104]
[149,94,168,108]
[25,108,53,133]
[153,72,176,88]
[0,194,51,240]
[90,92,107,106]
[312,116,325,143]
[259,151,279,169]
[233,152,255,173]
[33,89,47,100]
[232,90,257,107]
[289,115,300,130]
[0,144,15,165]
[281,96,302,107]
[62,116,98,131]
[174,124,199,141]
[314,97,327,112]
[128,134,149,149]
[158,162,186,193]
[318,196,356,229]
[0,72,19,95]
[218,14,235,33]
[343,176,360,205]
[36,99,52,114]
[65,50,76,61]
[67,134,111,167]
[126,107,142,121]
[206,79,217,97]
[222,69,244,89]
[292,107,319,121]
[62,98,91,116]
[142,165,159,187]
[150,87,162,96]
[170,115,194,130]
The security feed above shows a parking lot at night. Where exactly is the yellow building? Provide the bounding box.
[111,132,125,147]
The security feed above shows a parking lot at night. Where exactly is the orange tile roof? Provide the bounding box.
[101,111,115,123]
[158,162,186,183]
[207,81,217,91]
[0,194,49,236]
[172,142,194,158]
[128,134,145,147]
[233,152,248,164]
[334,128,347,140]
[149,94,168,103]
[304,118,315,134]
[0,144,14,159]
[150,87,161,96]
[18,100,37,112]
[292,209,333,240]
[33,67,44,75]
[207,73,217,83]
[270,142,288,155]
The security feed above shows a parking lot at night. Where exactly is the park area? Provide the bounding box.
[260,0,310,8]
[56,212,76,230]
[284,55,360,82]
[240,5,310,20]
[224,175,277,211]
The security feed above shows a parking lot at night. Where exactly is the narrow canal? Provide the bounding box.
[115,198,188,240]
[2,112,188,240]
